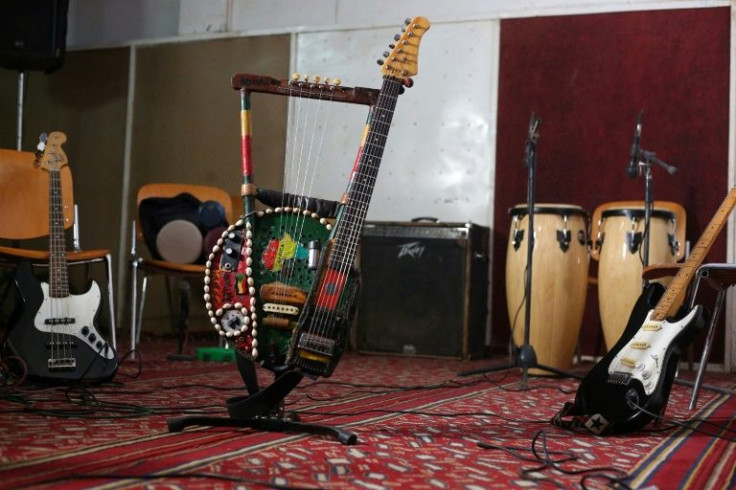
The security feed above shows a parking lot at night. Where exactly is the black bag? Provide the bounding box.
[139,193,226,263]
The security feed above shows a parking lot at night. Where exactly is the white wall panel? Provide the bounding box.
[293,20,499,226]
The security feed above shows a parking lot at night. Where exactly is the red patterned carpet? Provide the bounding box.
[0,337,734,489]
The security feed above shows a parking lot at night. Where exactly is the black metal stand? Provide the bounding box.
[626,111,678,282]
[459,114,580,386]
[167,352,357,445]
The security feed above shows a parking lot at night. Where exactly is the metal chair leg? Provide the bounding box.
[104,253,117,351]
[689,289,726,410]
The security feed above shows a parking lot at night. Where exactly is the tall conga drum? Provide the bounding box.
[505,204,589,374]
[591,201,686,350]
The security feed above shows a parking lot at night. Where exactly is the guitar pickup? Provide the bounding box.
[45,317,76,325]
[263,303,300,316]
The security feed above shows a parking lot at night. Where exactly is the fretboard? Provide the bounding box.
[328,76,403,268]
[652,187,736,321]
[49,168,70,298]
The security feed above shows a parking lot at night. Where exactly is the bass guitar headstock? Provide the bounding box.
[379,17,430,79]
[37,131,69,172]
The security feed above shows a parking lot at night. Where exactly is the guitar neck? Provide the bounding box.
[652,187,736,321]
[48,168,70,298]
[328,75,403,269]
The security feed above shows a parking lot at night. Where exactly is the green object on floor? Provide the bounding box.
[196,346,236,362]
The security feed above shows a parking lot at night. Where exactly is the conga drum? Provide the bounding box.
[505,204,589,374]
[591,201,686,350]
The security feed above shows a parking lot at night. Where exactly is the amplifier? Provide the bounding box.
[355,220,490,359]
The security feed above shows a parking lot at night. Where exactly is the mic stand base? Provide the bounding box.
[457,344,583,385]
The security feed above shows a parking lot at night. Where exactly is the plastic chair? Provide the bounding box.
[129,183,233,355]
[0,146,117,350]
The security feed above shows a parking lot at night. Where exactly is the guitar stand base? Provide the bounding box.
[167,415,357,445]
[166,354,357,445]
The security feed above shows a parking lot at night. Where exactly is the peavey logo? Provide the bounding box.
[397,241,425,259]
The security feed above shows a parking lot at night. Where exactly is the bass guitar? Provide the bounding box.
[3,132,118,383]
[205,17,430,377]
[561,187,736,434]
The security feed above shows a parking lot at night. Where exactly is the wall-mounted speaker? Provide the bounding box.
[355,221,490,359]
[0,0,69,73]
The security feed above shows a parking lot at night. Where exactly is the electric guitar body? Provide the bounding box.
[572,282,705,433]
[4,261,117,383]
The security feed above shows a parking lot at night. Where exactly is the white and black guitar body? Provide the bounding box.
[3,261,118,384]
[571,283,706,434]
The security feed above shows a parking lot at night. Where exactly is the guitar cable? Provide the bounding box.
[627,397,736,442]
[478,428,633,490]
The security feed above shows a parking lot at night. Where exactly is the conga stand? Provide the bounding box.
[459,114,580,387]
[167,353,357,445]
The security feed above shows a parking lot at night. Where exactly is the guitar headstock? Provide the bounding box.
[38,131,68,172]
[379,17,430,79]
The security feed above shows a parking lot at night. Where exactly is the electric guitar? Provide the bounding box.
[3,132,118,383]
[567,187,736,433]
[205,17,430,377]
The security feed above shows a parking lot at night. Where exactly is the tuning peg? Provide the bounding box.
[383,50,390,58]
[389,44,395,49]
[404,18,411,25]
[394,34,400,41]
[376,59,384,66]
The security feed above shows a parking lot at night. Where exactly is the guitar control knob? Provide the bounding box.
[89,333,97,342]
[641,370,651,380]
[81,326,90,335]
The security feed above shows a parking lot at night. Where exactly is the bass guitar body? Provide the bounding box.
[206,209,359,373]
[3,261,118,384]
[572,283,705,433]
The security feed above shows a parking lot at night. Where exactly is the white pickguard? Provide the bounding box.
[33,280,115,360]
[608,307,700,395]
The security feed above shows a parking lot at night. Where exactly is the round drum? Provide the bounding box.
[591,201,686,350]
[505,204,589,374]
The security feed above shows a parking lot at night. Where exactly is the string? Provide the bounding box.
[278,77,335,304]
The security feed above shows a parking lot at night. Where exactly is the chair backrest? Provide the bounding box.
[135,182,234,242]
[0,148,74,240]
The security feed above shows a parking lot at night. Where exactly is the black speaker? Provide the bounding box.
[356,221,490,359]
[0,0,69,73]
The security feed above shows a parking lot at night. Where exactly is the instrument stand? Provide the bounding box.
[459,114,581,387]
[167,352,357,445]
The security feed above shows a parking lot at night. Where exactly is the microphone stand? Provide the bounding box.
[630,138,678,285]
[459,113,580,387]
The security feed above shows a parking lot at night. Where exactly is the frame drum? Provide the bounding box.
[591,201,686,350]
[505,204,589,374]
